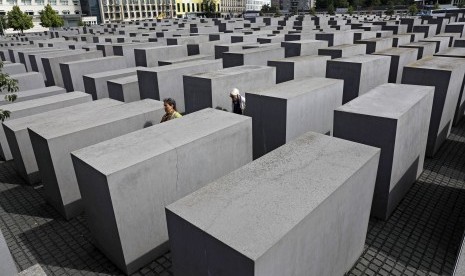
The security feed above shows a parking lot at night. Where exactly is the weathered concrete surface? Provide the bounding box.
[399,42,436,59]
[453,235,465,276]
[354,37,393,54]
[113,42,159,66]
[401,56,465,157]
[373,47,419,83]
[222,46,285,68]
[3,63,26,75]
[281,39,328,57]
[0,227,17,276]
[158,54,214,66]
[28,99,165,219]
[166,131,380,276]
[60,56,127,92]
[83,67,140,100]
[420,37,450,53]
[0,86,65,105]
[134,45,187,67]
[71,108,252,275]
[246,77,343,158]
[317,44,366,59]
[268,55,330,83]
[334,83,434,220]
[0,92,92,161]
[10,72,45,91]
[138,59,222,114]
[326,55,390,104]
[184,65,275,113]
[3,99,120,185]
[108,75,140,103]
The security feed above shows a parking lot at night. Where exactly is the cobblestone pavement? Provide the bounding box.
[0,120,464,276]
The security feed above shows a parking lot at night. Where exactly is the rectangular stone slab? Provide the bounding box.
[401,56,465,157]
[3,99,121,185]
[71,108,252,275]
[267,55,330,83]
[42,51,103,87]
[29,50,86,84]
[317,44,366,59]
[334,83,434,219]
[222,46,285,68]
[326,55,390,104]
[107,75,140,103]
[0,86,65,105]
[28,99,165,219]
[137,59,222,114]
[184,65,276,113]
[245,77,343,159]
[0,92,92,161]
[373,47,418,83]
[134,45,187,67]
[0,228,17,276]
[166,131,380,276]
[399,42,436,59]
[60,56,127,92]
[280,39,328,57]
[113,42,159,66]
[354,37,393,54]
[83,67,140,100]
[3,63,26,75]
[11,72,45,91]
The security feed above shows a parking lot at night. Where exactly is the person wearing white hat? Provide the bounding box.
[230,88,246,115]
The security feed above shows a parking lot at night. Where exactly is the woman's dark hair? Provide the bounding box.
[163,98,177,111]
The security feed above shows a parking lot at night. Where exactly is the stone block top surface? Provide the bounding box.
[84,67,141,78]
[137,59,221,73]
[330,54,390,63]
[187,65,271,79]
[374,47,418,55]
[0,91,88,112]
[405,56,465,70]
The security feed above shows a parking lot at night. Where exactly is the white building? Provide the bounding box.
[245,0,269,11]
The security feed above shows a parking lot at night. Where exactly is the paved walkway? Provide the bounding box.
[1,120,465,276]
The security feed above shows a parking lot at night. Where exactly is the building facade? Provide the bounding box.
[80,0,101,22]
[280,0,310,11]
[0,0,81,17]
[175,0,220,17]
[100,0,176,22]
[245,0,269,11]
[220,0,245,15]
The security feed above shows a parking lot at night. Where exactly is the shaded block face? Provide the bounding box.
[222,47,285,68]
[354,37,393,54]
[137,60,222,114]
[326,55,390,104]
[108,75,140,103]
[334,84,434,220]
[83,67,139,100]
[315,31,354,46]
[318,44,366,59]
[183,65,276,114]
[245,77,343,159]
[399,42,436,59]
[281,39,328,57]
[134,45,188,67]
[401,56,465,157]
[373,48,418,83]
[267,55,330,84]
[71,109,252,275]
[3,99,119,185]
[166,132,380,276]
[28,100,165,220]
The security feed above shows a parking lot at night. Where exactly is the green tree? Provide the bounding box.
[347,5,354,14]
[0,61,18,121]
[310,7,316,15]
[336,0,349,7]
[433,1,440,9]
[78,19,84,26]
[385,1,394,14]
[202,0,216,17]
[7,6,33,34]
[315,0,328,10]
[39,4,64,28]
[458,0,464,8]
[0,16,8,36]
[408,3,418,15]
[327,2,335,14]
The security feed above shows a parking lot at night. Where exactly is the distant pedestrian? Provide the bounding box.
[230,88,245,115]
[160,98,182,123]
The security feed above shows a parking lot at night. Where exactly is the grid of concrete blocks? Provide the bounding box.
[0,12,465,276]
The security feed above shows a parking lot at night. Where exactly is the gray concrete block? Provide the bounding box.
[419,36,450,53]
[222,46,285,68]
[158,54,214,66]
[0,92,92,161]
[413,24,437,38]
[454,234,465,276]
[108,75,140,103]
[134,45,188,67]
[317,43,366,59]
[445,22,465,37]
[354,37,393,54]
[3,63,26,75]
[83,67,140,100]
[71,108,252,275]
[0,227,17,276]
[391,34,412,47]
[60,56,127,92]
[326,55,390,104]
[0,86,65,105]
[245,77,343,159]
[4,99,120,185]
[113,42,159,66]
[10,72,45,91]
[214,42,258,59]
[315,31,354,46]
[399,42,436,59]
[401,56,465,157]
[166,131,380,276]
[138,59,222,114]
[184,65,276,113]
[372,47,418,83]
[28,99,165,219]
[334,83,434,219]
[281,39,328,57]
[267,55,330,83]
[42,51,103,87]
[18,264,47,276]
[28,50,86,83]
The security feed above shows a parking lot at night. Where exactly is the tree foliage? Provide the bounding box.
[327,2,335,14]
[347,5,354,14]
[7,6,33,34]
[39,4,64,28]
[408,3,418,15]
[202,0,218,17]
[0,16,8,36]
[0,62,18,121]
[260,4,280,15]
[433,1,440,9]
[385,1,394,14]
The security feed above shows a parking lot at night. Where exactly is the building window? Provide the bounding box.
[182,3,185,11]
[196,3,199,10]
[176,2,180,11]
[187,2,190,11]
